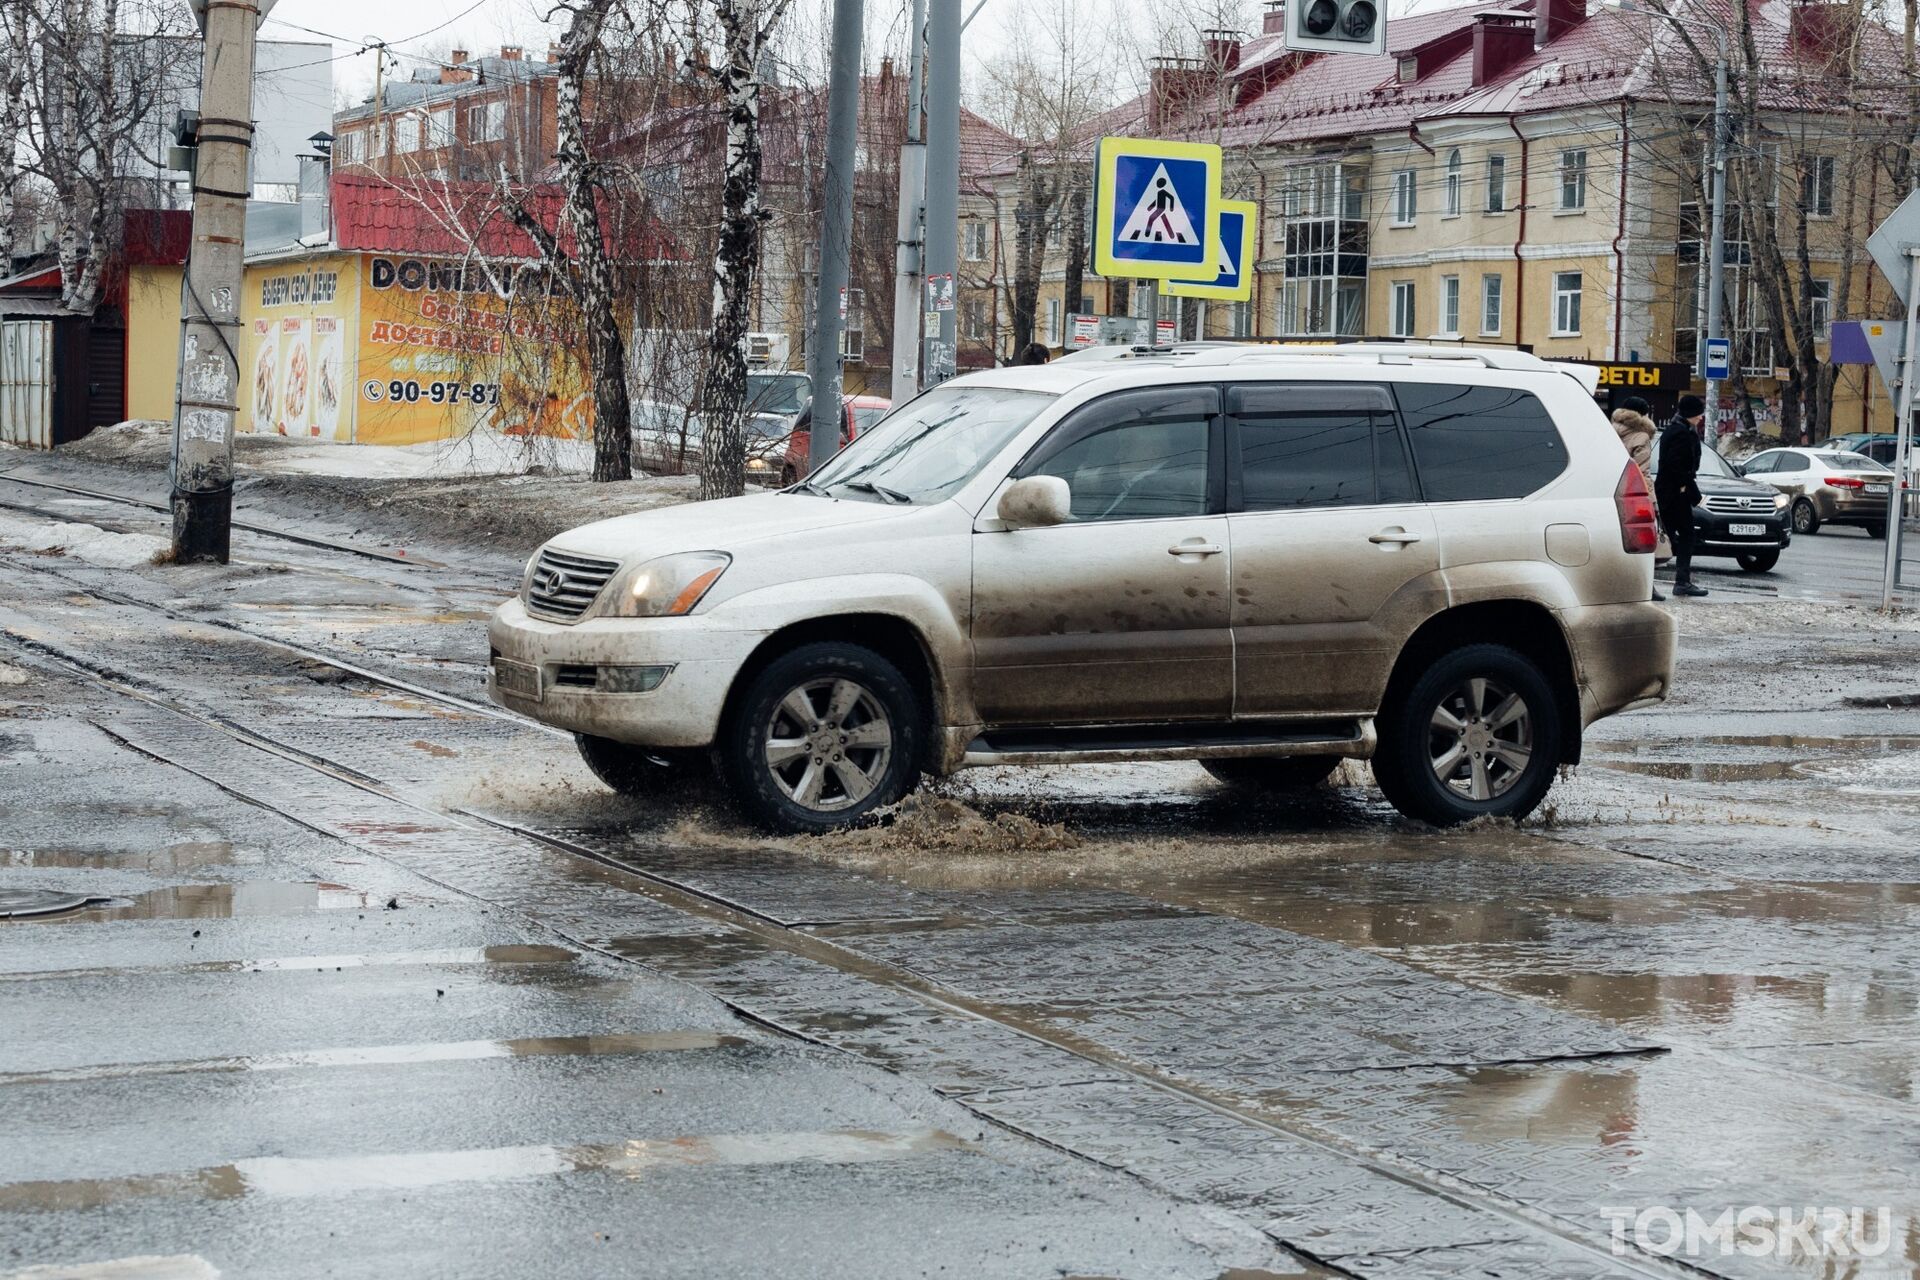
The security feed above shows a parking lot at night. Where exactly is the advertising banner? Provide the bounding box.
[241,259,355,440]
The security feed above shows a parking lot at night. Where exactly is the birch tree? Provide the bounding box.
[694,0,794,501]
[0,0,27,266]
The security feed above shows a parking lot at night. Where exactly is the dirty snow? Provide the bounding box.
[66,419,596,480]
[0,512,169,569]
[0,662,27,685]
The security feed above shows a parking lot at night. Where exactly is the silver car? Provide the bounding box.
[1738,447,1896,537]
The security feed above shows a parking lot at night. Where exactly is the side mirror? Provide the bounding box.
[997,475,1071,528]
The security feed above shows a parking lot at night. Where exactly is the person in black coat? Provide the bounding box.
[1655,394,1709,597]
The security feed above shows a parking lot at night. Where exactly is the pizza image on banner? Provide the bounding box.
[1094,136,1221,282]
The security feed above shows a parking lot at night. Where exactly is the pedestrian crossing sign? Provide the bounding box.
[1093,137,1222,282]
[1160,200,1257,301]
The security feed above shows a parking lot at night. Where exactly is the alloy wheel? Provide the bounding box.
[1427,677,1533,802]
[762,677,894,812]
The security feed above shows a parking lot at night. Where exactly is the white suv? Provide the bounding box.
[488,344,1675,832]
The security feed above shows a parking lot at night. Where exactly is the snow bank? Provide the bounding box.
[0,512,169,569]
[64,420,597,481]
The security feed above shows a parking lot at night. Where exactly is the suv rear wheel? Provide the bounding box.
[1201,756,1341,790]
[1374,644,1562,826]
[721,641,923,833]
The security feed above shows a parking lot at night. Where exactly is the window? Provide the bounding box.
[1552,271,1583,335]
[963,220,988,261]
[1392,169,1417,225]
[1394,384,1566,501]
[1742,452,1779,474]
[394,113,420,153]
[840,288,864,360]
[1045,297,1061,345]
[1398,55,1418,82]
[468,100,506,142]
[1773,452,1811,473]
[1480,273,1503,336]
[1809,278,1832,338]
[1802,155,1836,217]
[1020,388,1214,522]
[336,130,362,163]
[368,124,386,159]
[1486,153,1506,212]
[809,386,1055,504]
[1445,150,1462,217]
[1230,383,1413,509]
[426,108,454,149]
[1391,281,1416,337]
[1440,276,1461,337]
[1559,149,1587,210]
[963,297,988,340]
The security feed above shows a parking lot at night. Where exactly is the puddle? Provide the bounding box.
[0,1029,752,1086]
[0,842,243,872]
[1,881,373,923]
[1591,758,1809,782]
[2,943,580,984]
[0,1128,968,1210]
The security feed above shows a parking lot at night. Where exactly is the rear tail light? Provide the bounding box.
[1826,475,1866,490]
[1616,462,1658,553]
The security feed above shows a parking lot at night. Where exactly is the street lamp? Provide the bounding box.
[1607,0,1729,447]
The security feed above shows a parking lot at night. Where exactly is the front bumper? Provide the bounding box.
[1690,506,1790,555]
[486,598,765,747]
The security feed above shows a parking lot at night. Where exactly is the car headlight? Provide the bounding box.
[605,552,731,618]
[1773,492,1790,509]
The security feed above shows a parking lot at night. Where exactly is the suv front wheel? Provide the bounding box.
[721,641,923,833]
[1374,644,1562,826]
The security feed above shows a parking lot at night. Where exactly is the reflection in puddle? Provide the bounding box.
[0,842,243,872]
[0,1029,751,1086]
[0,1128,967,1211]
[1592,758,1807,782]
[1,943,579,984]
[2,881,372,923]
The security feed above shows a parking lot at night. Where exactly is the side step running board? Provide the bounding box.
[961,719,1374,768]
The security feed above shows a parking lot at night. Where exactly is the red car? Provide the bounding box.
[780,395,890,485]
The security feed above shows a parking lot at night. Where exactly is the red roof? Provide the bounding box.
[330,173,681,262]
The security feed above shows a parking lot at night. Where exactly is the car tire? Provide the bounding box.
[1373,644,1563,827]
[1791,498,1820,535]
[720,642,923,833]
[1868,522,1888,540]
[1201,756,1341,790]
[575,734,711,797]
[1736,549,1780,573]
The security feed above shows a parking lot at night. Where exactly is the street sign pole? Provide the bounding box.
[1883,249,1920,610]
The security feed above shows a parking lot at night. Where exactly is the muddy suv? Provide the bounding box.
[488,344,1675,832]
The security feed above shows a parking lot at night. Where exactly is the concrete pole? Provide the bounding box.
[804,0,865,474]
[921,0,959,385]
[170,0,268,563]
[1881,250,1920,609]
[1701,41,1729,453]
[889,0,927,397]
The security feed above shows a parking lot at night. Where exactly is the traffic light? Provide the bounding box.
[1282,0,1386,55]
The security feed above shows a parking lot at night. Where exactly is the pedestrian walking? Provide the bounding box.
[1656,394,1709,598]
[1015,342,1051,366]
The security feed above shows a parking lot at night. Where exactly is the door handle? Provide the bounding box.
[1368,529,1423,545]
[1168,542,1224,556]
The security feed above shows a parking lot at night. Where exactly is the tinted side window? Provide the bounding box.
[1743,452,1777,474]
[1393,383,1567,501]
[1776,453,1810,473]
[1020,388,1215,522]
[1230,383,1390,510]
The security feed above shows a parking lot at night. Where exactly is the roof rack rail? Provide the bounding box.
[1173,342,1556,371]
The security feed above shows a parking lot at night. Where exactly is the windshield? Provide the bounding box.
[852,405,889,436]
[1696,448,1738,479]
[805,385,1056,503]
[1817,451,1890,473]
[745,373,810,417]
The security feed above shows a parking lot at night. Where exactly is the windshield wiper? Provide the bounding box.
[784,478,831,497]
[838,480,911,505]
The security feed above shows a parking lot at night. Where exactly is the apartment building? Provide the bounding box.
[331,46,562,183]
[981,0,1906,435]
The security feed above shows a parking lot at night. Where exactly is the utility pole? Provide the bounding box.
[804,0,864,474]
[170,0,274,563]
[889,0,927,397]
[921,0,959,385]
[1701,36,1729,452]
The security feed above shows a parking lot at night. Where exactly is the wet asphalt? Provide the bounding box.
[3,456,1920,1280]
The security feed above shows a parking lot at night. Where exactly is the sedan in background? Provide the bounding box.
[778,395,891,485]
[1738,447,1897,537]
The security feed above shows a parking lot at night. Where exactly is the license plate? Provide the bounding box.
[1727,522,1766,536]
[1867,483,1891,495]
[493,658,541,701]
